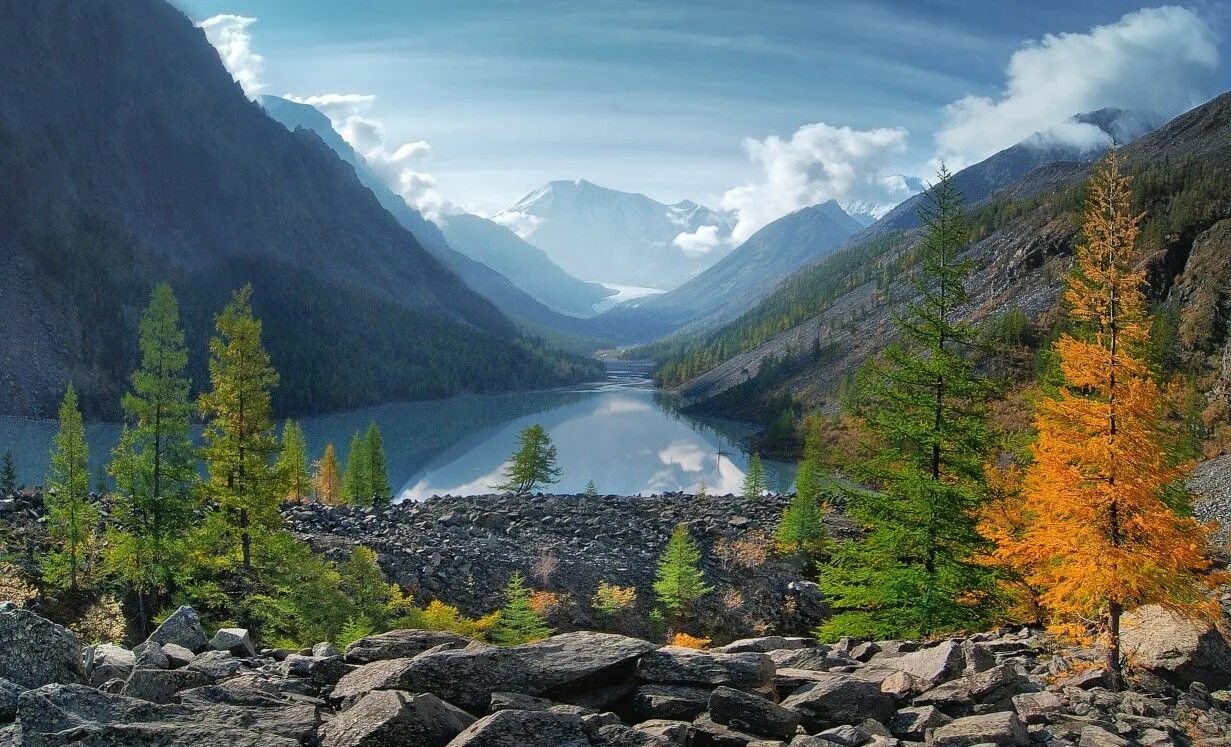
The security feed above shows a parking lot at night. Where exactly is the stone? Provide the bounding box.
[885,640,964,687]
[331,657,420,705]
[930,711,1029,746]
[321,690,474,747]
[878,671,919,699]
[690,712,767,746]
[148,606,209,653]
[719,637,814,654]
[636,646,774,689]
[772,648,855,671]
[636,719,694,744]
[709,685,800,740]
[781,674,896,733]
[187,650,242,680]
[514,631,659,692]
[364,647,539,714]
[886,705,952,739]
[914,663,1027,715]
[490,691,559,713]
[209,627,258,658]
[1121,605,1231,690]
[633,684,713,721]
[849,642,880,663]
[1011,691,1064,725]
[122,668,211,704]
[0,608,84,688]
[313,642,340,658]
[162,643,195,669]
[818,724,869,746]
[133,640,170,670]
[0,678,22,723]
[1078,724,1133,747]
[88,643,138,686]
[343,629,472,664]
[595,722,675,746]
[447,708,591,746]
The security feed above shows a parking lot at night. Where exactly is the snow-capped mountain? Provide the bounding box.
[494,179,736,290]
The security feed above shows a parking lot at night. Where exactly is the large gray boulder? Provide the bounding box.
[718,636,815,654]
[122,668,211,704]
[333,648,539,714]
[0,679,22,723]
[707,685,800,740]
[513,631,658,692]
[884,640,964,687]
[321,690,474,747]
[133,641,170,671]
[914,663,1028,715]
[0,608,83,688]
[886,705,952,740]
[87,643,137,686]
[1121,605,1231,690]
[187,650,242,680]
[632,685,712,722]
[148,606,209,653]
[636,647,774,689]
[780,673,896,733]
[446,708,591,746]
[209,628,257,658]
[330,657,420,705]
[930,711,1029,746]
[343,629,472,664]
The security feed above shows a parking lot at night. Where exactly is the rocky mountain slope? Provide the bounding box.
[495,180,735,289]
[0,0,598,418]
[660,93,1231,418]
[594,202,863,344]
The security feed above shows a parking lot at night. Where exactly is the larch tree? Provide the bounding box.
[819,166,997,641]
[343,431,372,507]
[365,423,392,506]
[1009,154,1221,689]
[314,443,343,505]
[277,420,311,502]
[198,285,282,572]
[107,284,196,624]
[497,424,561,496]
[44,385,98,591]
[742,454,767,497]
[653,523,712,619]
[775,444,828,566]
[1,450,17,495]
[492,571,552,646]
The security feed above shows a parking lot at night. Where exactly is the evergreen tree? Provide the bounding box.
[343,431,372,507]
[1007,155,1221,689]
[315,444,343,505]
[492,571,552,645]
[107,284,196,622]
[742,454,767,497]
[584,480,598,498]
[820,167,996,640]
[497,424,561,496]
[199,285,282,572]
[775,458,827,564]
[277,420,311,502]
[44,386,98,591]
[0,450,17,495]
[339,545,394,628]
[365,423,392,506]
[653,524,712,618]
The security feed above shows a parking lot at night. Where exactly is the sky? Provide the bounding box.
[177,0,1230,238]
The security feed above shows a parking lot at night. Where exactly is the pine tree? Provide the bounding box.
[107,284,196,621]
[653,524,712,618]
[343,431,372,507]
[492,571,552,645]
[315,444,343,505]
[1008,155,1221,689]
[44,386,99,591]
[497,424,561,496]
[0,450,17,495]
[199,285,282,572]
[742,454,767,497]
[365,423,392,506]
[820,167,997,640]
[277,420,311,502]
[584,480,598,498]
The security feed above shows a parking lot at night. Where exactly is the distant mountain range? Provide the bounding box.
[495,180,736,289]
[0,0,598,418]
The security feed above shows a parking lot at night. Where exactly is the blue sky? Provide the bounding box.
[177,1,1230,226]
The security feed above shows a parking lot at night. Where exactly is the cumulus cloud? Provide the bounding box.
[198,14,264,98]
[721,123,912,243]
[935,6,1219,169]
[490,210,542,238]
[672,224,722,255]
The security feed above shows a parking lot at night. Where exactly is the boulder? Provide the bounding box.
[343,629,472,664]
[447,708,591,746]
[1121,605,1231,690]
[321,690,474,747]
[313,642,340,658]
[331,657,419,705]
[88,643,137,686]
[209,627,258,658]
[817,724,869,746]
[162,643,196,669]
[0,678,22,723]
[886,705,951,740]
[594,722,675,746]
[781,674,896,733]
[690,712,768,746]
[1010,691,1064,725]
[513,632,658,692]
[930,711,1029,746]
[633,685,713,721]
[708,685,800,740]
[122,668,211,704]
[336,647,540,714]
[772,648,855,672]
[187,650,242,680]
[133,641,170,670]
[489,691,560,713]
[148,606,209,653]
[914,663,1027,715]
[0,608,84,689]
[719,637,814,654]
[885,640,963,687]
[636,719,693,743]
[1079,724,1134,747]
[636,647,774,689]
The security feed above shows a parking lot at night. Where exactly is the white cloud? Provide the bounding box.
[721,123,912,244]
[672,224,722,255]
[935,6,1219,169]
[490,210,542,238]
[658,440,707,472]
[198,15,264,99]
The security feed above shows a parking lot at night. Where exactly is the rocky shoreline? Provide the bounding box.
[3,599,1231,746]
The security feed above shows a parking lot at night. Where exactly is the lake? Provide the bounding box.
[0,363,795,501]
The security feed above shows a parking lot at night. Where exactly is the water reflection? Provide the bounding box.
[0,364,794,498]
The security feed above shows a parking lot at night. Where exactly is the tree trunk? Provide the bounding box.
[1106,600,1122,691]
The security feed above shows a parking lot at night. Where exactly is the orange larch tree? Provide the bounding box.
[314,443,343,506]
[1011,153,1220,689]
